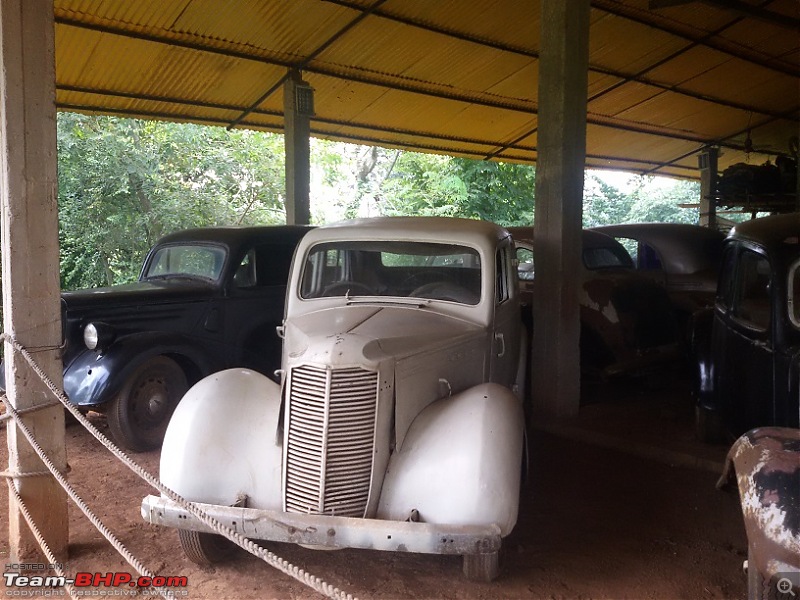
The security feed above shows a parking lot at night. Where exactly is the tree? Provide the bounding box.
[57,114,286,289]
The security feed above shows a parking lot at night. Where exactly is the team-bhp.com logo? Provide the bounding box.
[4,568,188,597]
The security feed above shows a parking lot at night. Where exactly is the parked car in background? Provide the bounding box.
[142,217,527,581]
[694,213,800,440]
[2,226,311,452]
[509,227,680,380]
[591,223,725,326]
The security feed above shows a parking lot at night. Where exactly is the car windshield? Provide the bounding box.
[143,244,226,282]
[300,241,482,305]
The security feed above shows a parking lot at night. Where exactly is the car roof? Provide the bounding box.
[591,223,725,275]
[153,225,313,254]
[729,214,800,257]
[506,226,630,251]
[301,217,512,248]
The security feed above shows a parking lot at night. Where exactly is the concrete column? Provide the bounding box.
[1,0,68,562]
[531,0,590,418]
[284,70,313,225]
[699,146,718,229]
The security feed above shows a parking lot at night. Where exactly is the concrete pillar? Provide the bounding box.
[284,70,313,225]
[1,0,68,562]
[531,0,590,419]
[699,146,718,229]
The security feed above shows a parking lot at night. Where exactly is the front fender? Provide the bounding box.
[377,383,524,536]
[63,332,213,407]
[160,368,283,510]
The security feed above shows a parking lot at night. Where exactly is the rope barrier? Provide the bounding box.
[1,395,172,600]
[1,332,357,600]
[6,478,80,600]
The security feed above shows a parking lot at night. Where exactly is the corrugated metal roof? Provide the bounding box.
[53,0,799,179]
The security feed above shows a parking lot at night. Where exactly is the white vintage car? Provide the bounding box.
[141,216,527,581]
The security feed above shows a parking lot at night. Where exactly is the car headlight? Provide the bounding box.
[83,322,114,352]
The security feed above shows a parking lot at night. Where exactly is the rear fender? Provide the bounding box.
[377,383,524,536]
[160,368,283,510]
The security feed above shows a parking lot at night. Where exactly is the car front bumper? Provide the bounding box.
[141,495,502,555]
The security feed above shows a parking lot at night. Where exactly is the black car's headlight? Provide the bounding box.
[83,322,114,352]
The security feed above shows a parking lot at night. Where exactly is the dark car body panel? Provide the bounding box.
[698,214,800,435]
[4,225,311,409]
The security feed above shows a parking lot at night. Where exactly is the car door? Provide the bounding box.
[713,244,775,434]
[223,241,296,379]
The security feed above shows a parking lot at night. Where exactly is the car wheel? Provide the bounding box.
[462,550,500,582]
[178,530,236,566]
[107,356,188,452]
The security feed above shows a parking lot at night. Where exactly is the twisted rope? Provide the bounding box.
[6,478,79,600]
[2,332,357,600]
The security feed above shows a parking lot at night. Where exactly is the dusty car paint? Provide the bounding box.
[144,217,527,581]
[718,427,800,592]
[508,226,680,379]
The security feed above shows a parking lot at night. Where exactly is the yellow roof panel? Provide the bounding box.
[51,0,799,178]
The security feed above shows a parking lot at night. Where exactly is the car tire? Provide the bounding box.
[107,356,188,452]
[178,530,236,566]
[463,550,500,582]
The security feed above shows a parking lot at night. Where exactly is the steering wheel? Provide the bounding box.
[410,281,478,304]
[322,281,374,297]
[401,269,456,290]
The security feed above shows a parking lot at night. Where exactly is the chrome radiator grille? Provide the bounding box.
[285,364,379,517]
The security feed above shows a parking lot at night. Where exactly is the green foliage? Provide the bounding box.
[52,113,703,293]
[57,114,286,289]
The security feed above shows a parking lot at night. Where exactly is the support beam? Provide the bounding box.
[531,0,590,419]
[284,71,313,225]
[1,0,68,563]
[698,146,719,229]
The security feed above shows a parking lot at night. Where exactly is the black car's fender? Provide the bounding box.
[64,331,214,408]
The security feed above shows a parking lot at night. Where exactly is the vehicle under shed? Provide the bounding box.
[1,0,798,597]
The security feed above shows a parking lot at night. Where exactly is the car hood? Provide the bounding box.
[284,304,488,451]
[61,279,217,311]
[284,305,483,366]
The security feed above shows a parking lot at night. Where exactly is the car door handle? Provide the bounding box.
[495,333,505,358]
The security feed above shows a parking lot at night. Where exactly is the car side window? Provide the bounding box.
[233,250,256,288]
[516,246,534,281]
[731,249,771,331]
[496,247,510,304]
[234,243,297,289]
[716,247,737,310]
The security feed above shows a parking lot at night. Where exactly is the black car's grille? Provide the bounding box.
[285,364,379,517]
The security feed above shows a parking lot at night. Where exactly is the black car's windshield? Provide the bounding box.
[143,244,226,282]
[300,241,482,305]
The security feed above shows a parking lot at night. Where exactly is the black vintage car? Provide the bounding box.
[695,213,800,440]
[4,226,311,452]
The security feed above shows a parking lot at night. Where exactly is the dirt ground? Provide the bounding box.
[1,400,749,600]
